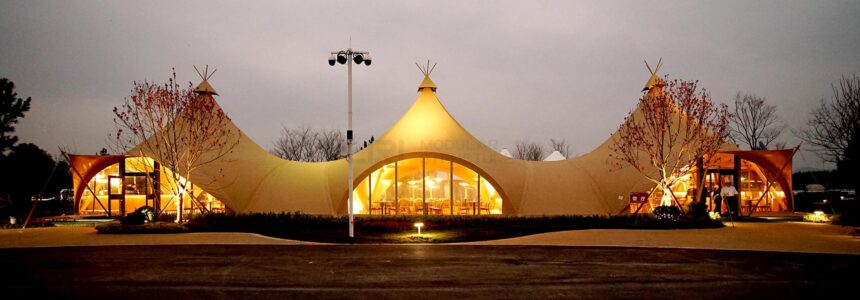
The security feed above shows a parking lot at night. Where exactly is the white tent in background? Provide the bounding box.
[499,148,513,158]
[543,150,566,161]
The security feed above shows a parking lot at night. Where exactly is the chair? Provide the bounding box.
[398,198,411,215]
[459,199,476,215]
[479,199,492,214]
[369,202,383,215]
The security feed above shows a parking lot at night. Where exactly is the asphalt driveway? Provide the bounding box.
[2,244,856,299]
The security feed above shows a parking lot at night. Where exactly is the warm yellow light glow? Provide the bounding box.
[708,212,721,220]
[485,182,496,197]
[351,191,364,214]
[458,182,469,187]
[414,222,424,235]
[804,211,829,223]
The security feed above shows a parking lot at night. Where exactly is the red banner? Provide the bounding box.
[629,192,649,204]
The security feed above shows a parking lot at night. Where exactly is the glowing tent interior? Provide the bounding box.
[69,64,795,217]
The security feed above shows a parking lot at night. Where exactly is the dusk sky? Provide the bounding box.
[2,0,859,170]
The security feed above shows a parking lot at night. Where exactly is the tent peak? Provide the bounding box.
[642,58,666,93]
[193,65,219,96]
[416,60,438,92]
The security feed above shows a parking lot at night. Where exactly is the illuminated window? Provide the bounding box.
[353,156,503,215]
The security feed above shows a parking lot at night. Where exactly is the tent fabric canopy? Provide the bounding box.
[718,149,794,208]
[71,71,794,216]
[68,154,127,211]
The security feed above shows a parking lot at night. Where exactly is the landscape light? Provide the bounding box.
[414,222,424,235]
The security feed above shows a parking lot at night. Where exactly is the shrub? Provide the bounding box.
[686,200,709,219]
[120,206,156,225]
[832,210,860,226]
[652,206,681,222]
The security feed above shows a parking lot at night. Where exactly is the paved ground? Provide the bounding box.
[2,244,856,299]
[0,226,314,248]
[466,221,860,255]
[2,221,858,255]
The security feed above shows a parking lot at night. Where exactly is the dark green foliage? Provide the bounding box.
[94,212,724,243]
[793,170,853,190]
[686,200,709,219]
[120,206,157,225]
[653,206,681,222]
[0,78,31,154]
[837,129,859,194]
[180,212,723,243]
[0,143,72,221]
[833,210,860,226]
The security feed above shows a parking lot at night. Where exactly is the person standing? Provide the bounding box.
[711,185,722,215]
[722,181,740,217]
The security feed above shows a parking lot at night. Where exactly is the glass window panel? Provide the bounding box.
[480,177,503,214]
[109,177,123,195]
[123,175,149,195]
[371,163,397,215]
[353,176,370,214]
[425,158,451,215]
[452,163,478,215]
[125,157,156,173]
[396,158,424,215]
[354,157,503,216]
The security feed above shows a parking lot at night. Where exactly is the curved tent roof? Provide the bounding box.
[84,65,791,216]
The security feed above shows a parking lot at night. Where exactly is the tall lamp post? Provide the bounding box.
[329,48,371,238]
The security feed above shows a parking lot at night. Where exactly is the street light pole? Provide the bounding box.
[329,48,371,238]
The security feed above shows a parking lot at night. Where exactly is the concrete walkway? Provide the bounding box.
[0,226,315,248]
[1,221,858,254]
[463,221,860,255]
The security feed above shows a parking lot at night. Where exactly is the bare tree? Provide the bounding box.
[549,138,571,158]
[610,75,731,207]
[798,73,860,165]
[113,68,238,221]
[272,125,345,162]
[514,141,547,161]
[272,125,317,162]
[729,93,786,150]
[317,129,346,161]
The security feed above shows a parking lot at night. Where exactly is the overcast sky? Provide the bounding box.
[2,0,859,170]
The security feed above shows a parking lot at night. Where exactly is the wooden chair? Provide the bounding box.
[459,199,476,215]
[479,199,492,214]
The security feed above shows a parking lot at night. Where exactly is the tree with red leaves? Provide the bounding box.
[610,76,731,209]
[113,69,237,221]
